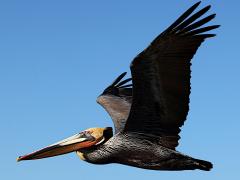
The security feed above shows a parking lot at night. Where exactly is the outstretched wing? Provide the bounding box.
[124,2,220,149]
[97,72,132,134]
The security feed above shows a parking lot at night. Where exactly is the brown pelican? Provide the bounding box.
[17,1,219,171]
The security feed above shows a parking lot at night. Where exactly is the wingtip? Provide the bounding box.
[119,84,133,88]
[119,72,127,78]
[116,78,132,87]
[111,72,128,87]
[200,4,211,14]
[163,1,203,34]
[211,13,216,18]
[210,25,221,31]
[195,1,202,7]
[191,1,202,11]
[206,4,211,9]
[202,34,216,38]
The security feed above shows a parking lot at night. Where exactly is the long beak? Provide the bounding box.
[17,132,96,162]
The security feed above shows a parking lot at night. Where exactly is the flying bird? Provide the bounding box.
[17,1,219,171]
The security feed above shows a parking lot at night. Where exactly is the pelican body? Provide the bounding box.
[77,132,211,171]
[17,1,219,171]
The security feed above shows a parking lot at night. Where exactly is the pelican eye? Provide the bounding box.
[79,131,95,141]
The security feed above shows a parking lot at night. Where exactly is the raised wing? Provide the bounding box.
[97,72,132,133]
[124,2,219,149]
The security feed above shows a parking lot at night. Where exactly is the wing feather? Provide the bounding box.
[123,2,219,149]
[97,73,132,133]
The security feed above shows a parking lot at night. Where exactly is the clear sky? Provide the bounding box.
[0,0,239,179]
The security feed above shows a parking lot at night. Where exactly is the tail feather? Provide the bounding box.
[193,158,213,171]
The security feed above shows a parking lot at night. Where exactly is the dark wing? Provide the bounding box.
[97,72,132,133]
[124,2,220,149]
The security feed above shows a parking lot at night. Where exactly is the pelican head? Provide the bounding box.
[17,127,113,162]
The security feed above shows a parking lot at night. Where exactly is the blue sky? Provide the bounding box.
[0,0,239,179]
